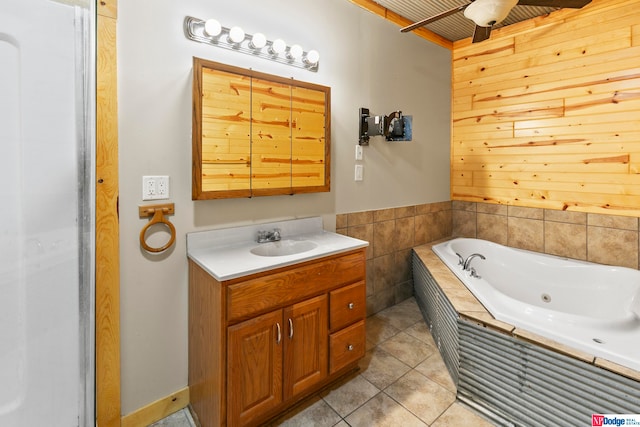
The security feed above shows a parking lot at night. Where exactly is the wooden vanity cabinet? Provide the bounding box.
[189,248,366,427]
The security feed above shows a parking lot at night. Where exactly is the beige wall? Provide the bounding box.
[117,0,451,415]
[453,201,640,269]
[451,0,640,216]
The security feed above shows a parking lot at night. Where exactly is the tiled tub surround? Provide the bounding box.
[413,242,640,427]
[337,202,453,315]
[452,201,640,269]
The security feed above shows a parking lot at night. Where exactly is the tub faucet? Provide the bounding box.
[257,228,281,243]
[463,253,486,271]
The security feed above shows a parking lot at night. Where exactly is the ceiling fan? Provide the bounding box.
[400,0,592,43]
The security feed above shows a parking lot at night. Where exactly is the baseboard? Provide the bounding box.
[121,386,190,427]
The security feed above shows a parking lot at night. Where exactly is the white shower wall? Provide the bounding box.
[0,0,94,425]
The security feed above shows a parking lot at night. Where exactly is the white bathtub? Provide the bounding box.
[432,238,640,372]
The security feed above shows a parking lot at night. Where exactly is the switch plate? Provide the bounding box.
[355,145,363,161]
[142,176,170,200]
[354,165,364,181]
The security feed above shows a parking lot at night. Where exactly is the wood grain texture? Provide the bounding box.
[96,7,121,427]
[189,261,226,427]
[346,0,452,49]
[227,250,366,323]
[190,249,366,427]
[192,58,330,199]
[451,0,640,216]
[121,387,189,427]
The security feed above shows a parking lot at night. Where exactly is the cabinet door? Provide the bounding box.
[283,294,328,399]
[228,310,283,426]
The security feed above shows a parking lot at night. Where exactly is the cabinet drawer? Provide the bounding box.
[329,281,366,331]
[227,250,365,323]
[329,320,365,374]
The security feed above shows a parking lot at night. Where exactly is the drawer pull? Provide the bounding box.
[276,322,281,344]
[347,344,354,351]
[288,318,294,339]
[348,302,355,310]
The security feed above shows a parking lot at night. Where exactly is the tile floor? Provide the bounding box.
[150,297,496,427]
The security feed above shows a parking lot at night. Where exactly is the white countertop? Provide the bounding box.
[186,217,369,281]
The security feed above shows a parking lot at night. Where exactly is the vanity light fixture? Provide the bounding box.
[183,16,320,71]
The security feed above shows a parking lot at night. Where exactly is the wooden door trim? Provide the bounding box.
[97,0,120,426]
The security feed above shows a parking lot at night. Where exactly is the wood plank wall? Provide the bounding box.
[451,0,640,216]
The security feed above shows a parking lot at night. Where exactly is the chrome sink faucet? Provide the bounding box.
[462,253,486,271]
[257,228,281,243]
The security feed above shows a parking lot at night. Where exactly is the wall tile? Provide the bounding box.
[544,209,587,225]
[588,213,638,231]
[452,201,476,212]
[507,206,544,220]
[431,201,452,212]
[374,208,395,222]
[476,203,507,215]
[344,201,453,315]
[394,249,413,284]
[336,214,348,229]
[453,210,476,238]
[395,217,415,250]
[414,214,430,246]
[395,206,415,219]
[587,226,638,269]
[373,254,395,294]
[348,211,373,226]
[415,204,431,215]
[507,217,543,252]
[373,220,396,257]
[348,223,374,260]
[544,222,586,260]
[476,213,508,245]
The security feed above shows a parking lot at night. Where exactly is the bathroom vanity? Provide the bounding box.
[187,218,367,427]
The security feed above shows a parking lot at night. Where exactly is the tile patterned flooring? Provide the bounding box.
[150,298,496,427]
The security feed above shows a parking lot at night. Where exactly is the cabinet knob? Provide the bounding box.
[348,302,354,310]
[347,344,354,351]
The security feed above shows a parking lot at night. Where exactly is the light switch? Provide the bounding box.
[354,165,364,181]
[355,145,363,161]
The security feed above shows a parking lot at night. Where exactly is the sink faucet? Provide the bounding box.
[462,253,485,271]
[257,228,282,243]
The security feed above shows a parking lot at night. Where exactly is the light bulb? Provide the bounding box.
[250,33,267,49]
[304,49,320,65]
[288,44,303,60]
[270,39,287,55]
[228,26,245,44]
[203,19,222,37]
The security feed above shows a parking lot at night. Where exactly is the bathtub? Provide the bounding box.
[432,238,640,372]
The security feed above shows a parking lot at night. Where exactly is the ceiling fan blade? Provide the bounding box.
[400,3,471,33]
[516,0,591,8]
[472,25,492,43]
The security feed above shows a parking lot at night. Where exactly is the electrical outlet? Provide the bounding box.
[142,176,170,200]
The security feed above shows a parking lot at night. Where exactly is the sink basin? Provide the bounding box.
[250,240,318,257]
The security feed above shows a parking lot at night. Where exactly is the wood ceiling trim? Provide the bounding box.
[348,0,453,50]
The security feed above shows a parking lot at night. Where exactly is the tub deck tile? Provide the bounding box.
[595,358,640,382]
[459,311,514,334]
[512,328,595,364]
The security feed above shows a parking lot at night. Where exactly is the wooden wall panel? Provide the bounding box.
[451,0,640,216]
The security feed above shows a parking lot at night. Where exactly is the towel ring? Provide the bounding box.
[139,204,176,253]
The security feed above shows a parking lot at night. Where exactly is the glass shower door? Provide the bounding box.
[0,0,94,425]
